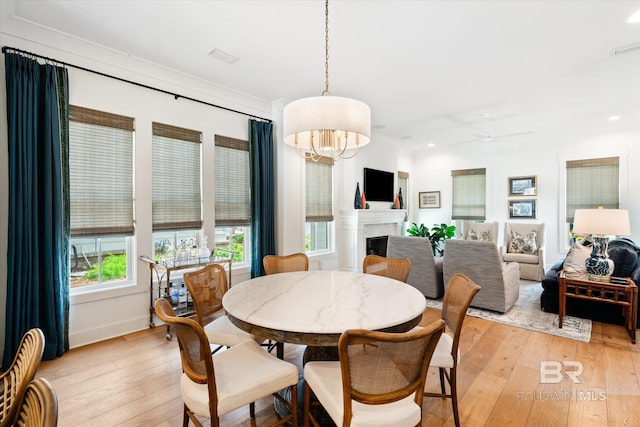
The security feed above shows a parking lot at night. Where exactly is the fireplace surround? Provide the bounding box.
[340,210,406,271]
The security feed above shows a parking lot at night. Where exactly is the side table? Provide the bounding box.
[559,271,637,344]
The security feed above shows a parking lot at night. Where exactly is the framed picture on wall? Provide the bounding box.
[509,199,537,219]
[508,176,537,196]
[419,191,440,209]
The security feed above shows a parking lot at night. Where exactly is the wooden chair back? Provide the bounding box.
[183,263,229,327]
[263,253,309,275]
[362,254,412,283]
[441,273,481,362]
[154,298,220,420]
[338,321,445,423]
[14,378,58,427]
[0,328,45,427]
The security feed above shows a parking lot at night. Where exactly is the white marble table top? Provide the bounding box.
[223,270,427,346]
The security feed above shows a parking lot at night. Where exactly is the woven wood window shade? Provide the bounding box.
[306,156,334,222]
[69,105,135,237]
[451,168,486,220]
[214,135,250,226]
[566,157,619,222]
[152,122,202,231]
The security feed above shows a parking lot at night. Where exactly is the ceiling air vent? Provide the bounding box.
[207,48,238,64]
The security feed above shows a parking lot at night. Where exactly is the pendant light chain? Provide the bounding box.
[323,0,330,96]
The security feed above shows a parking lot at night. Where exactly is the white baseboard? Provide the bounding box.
[69,315,149,349]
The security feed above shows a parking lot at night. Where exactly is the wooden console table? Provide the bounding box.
[559,271,637,343]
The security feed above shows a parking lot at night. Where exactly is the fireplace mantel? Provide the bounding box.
[340,209,407,271]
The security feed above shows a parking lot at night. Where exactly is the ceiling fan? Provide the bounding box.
[452,113,533,145]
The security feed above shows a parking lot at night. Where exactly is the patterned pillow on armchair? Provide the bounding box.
[508,229,538,254]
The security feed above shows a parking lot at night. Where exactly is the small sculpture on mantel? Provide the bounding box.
[354,182,362,209]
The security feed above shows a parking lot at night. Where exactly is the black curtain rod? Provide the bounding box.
[1,46,272,123]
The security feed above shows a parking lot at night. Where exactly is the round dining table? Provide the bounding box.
[222,270,427,347]
[223,270,427,425]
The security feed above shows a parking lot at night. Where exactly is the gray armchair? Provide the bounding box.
[501,222,545,281]
[443,239,520,313]
[387,235,444,298]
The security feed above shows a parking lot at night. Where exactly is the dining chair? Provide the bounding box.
[0,328,45,427]
[262,252,309,358]
[14,378,58,427]
[304,320,445,427]
[183,264,262,354]
[263,252,309,275]
[362,254,412,283]
[154,298,299,427]
[423,273,481,427]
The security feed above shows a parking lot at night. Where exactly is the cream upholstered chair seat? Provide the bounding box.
[202,316,258,347]
[423,273,481,427]
[183,263,262,352]
[304,323,444,427]
[429,333,456,368]
[501,222,545,281]
[303,363,422,427]
[154,298,299,427]
[181,340,299,418]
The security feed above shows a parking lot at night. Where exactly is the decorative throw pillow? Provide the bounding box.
[608,246,638,277]
[466,229,491,241]
[508,230,538,254]
[564,243,591,273]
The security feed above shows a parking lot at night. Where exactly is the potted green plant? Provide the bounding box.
[406,222,456,257]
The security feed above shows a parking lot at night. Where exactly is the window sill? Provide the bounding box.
[70,280,140,305]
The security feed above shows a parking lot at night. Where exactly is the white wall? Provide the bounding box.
[409,124,639,268]
[1,15,638,353]
[0,29,272,349]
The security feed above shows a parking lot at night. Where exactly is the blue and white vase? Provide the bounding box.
[585,237,614,279]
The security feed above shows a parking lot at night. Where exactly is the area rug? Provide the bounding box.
[424,282,592,342]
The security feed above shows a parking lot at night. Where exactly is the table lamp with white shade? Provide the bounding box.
[572,208,631,282]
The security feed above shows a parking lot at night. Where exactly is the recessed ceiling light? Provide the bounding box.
[628,10,640,23]
[608,115,621,121]
[207,48,238,64]
[427,143,435,148]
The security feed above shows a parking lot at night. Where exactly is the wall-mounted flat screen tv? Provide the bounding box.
[363,168,394,202]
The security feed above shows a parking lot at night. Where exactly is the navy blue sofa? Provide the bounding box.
[540,238,640,327]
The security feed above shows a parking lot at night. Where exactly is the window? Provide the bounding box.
[214,135,250,263]
[152,122,202,231]
[305,156,334,252]
[68,106,134,288]
[153,230,204,262]
[451,168,486,220]
[566,157,619,243]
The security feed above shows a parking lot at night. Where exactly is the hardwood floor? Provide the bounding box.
[37,308,640,426]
